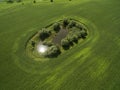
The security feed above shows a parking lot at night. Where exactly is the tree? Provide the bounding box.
[17,0,22,2]
[53,23,61,32]
[81,30,87,38]
[76,31,82,38]
[39,28,51,41]
[45,45,61,57]
[66,35,74,46]
[61,38,70,50]
[7,0,14,3]
[76,24,83,30]
[31,41,35,47]
[68,20,76,28]
[71,35,78,43]
[50,0,53,2]
[33,0,36,3]
[63,18,69,27]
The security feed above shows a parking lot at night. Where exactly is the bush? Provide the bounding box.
[53,23,61,32]
[45,45,61,57]
[39,28,51,41]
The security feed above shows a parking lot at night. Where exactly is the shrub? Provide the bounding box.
[53,23,61,32]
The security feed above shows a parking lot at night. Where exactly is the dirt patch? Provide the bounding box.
[52,28,68,45]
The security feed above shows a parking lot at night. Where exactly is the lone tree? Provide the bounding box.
[33,0,36,3]
[50,0,53,2]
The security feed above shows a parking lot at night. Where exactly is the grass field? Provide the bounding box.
[0,0,120,90]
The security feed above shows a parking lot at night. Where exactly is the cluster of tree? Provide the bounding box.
[6,0,72,4]
[7,0,22,3]
[61,34,78,50]
[44,45,61,58]
[53,22,61,32]
[61,27,87,50]
[39,28,51,41]
[62,18,79,28]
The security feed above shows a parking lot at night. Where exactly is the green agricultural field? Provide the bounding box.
[0,0,120,90]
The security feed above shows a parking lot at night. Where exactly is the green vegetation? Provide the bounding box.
[0,0,120,90]
[27,18,87,58]
[44,45,61,58]
[39,28,51,41]
[53,22,61,32]
[7,0,14,3]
